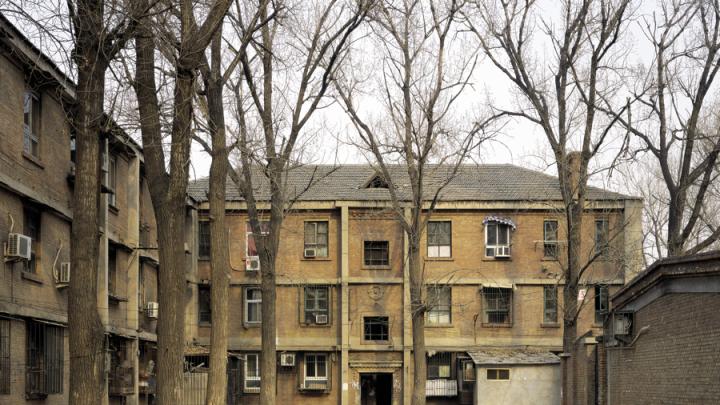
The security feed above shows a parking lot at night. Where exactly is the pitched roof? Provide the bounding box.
[467,348,560,365]
[187,164,636,203]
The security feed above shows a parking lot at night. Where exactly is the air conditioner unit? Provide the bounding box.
[304,248,316,258]
[613,312,632,336]
[280,353,295,367]
[246,256,260,271]
[5,233,31,261]
[145,302,159,319]
[314,314,328,325]
[495,245,511,258]
[58,262,71,284]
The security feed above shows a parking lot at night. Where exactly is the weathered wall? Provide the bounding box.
[475,365,560,405]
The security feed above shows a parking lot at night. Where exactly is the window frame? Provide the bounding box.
[460,359,475,383]
[197,221,211,259]
[543,285,558,324]
[486,369,510,381]
[426,286,451,325]
[482,287,513,326]
[244,287,262,325]
[198,284,212,325]
[427,221,452,258]
[243,353,260,392]
[246,221,270,258]
[107,154,117,207]
[304,221,329,258]
[23,205,41,274]
[594,218,610,257]
[25,320,64,397]
[484,222,512,257]
[543,220,559,258]
[23,90,41,158]
[594,285,609,324]
[108,247,117,297]
[304,353,328,382]
[362,316,389,342]
[363,240,390,267]
[427,352,452,379]
[304,286,330,325]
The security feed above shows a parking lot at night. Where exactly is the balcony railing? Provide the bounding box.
[426,379,457,397]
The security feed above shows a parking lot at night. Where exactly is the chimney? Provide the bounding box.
[566,151,583,200]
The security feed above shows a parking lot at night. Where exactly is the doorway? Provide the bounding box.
[361,373,393,405]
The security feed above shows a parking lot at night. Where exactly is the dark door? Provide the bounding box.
[361,373,393,405]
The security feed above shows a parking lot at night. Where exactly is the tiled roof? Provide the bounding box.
[467,348,560,365]
[187,164,636,203]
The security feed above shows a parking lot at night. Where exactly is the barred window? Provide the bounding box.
[427,221,451,258]
[26,320,64,398]
[482,288,512,325]
[198,221,210,258]
[427,352,451,379]
[304,286,329,324]
[543,285,558,323]
[244,353,260,392]
[0,319,9,394]
[198,284,211,324]
[426,286,451,325]
[363,241,389,266]
[304,222,329,257]
[543,220,559,258]
[363,316,389,342]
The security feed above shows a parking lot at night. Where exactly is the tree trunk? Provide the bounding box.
[205,30,230,405]
[408,242,426,405]
[69,44,106,405]
[68,1,108,403]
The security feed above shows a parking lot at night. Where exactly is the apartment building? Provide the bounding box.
[0,13,163,405]
[186,164,644,405]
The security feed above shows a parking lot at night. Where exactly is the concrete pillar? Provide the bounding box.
[340,204,350,405]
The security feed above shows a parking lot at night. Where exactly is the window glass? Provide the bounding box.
[426,286,451,325]
[198,285,211,324]
[198,221,211,258]
[595,285,608,323]
[363,316,389,341]
[364,241,389,266]
[245,288,262,323]
[304,286,329,323]
[543,220,559,258]
[427,352,451,379]
[246,222,270,257]
[543,285,558,323]
[595,219,610,256]
[304,221,329,257]
[244,353,260,391]
[482,287,512,324]
[427,221,451,257]
[23,91,40,157]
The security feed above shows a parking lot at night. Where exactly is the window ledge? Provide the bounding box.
[425,323,453,329]
[362,265,391,270]
[482,257,512,262]
[302,257,331,261]
[198,322,211,327]
[22,152,44,169]
[425,257,454,261]
[243,322,261,328]
[541,323,560,328]
[109,294,128,303]
[541,257,559,262]
[301,322,332,328]
[198,256,210,261]
[21,271,44,284]
[481,323,513,328]
[109,205,119,215]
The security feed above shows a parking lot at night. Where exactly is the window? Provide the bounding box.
[363,241,389,266]
[108,247,117,297]
[426,286,451,325]
[23,90,40,158]
[304,286,329,324]
[543,285,558,324]
[304,221,328,257]
[198,221,210,258]
[427,221,451,258]
[543,220,559,258]
[461,360,475,382]
[108,336,133,395]
[486,369,510,380]
[304,353,328,388]
[482,287,512,325]
[0,319,9,394]
[363,316,389,342]
[107,155,117,207]
[198,285,211,324]
[366,174,388,189]
[244,353,260,392]
[26,321,63,397]
[245,288,262,324]
[427,352,451,379]
[485,222,511,257]
[595,285,609,324]
[23,206,40,274]
[595,219,610,257]
[246,221,270,258]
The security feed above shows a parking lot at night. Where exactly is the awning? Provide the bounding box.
[479,282,514,290]
[467,348,560,366]
[482,216,517,230]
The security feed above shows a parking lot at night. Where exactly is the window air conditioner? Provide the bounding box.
[246,256,260,271]
[315,314,328,325]
[146,302,159,319]
[304,248,316,258]
[280,353,296,367]
[613,313,632,336]
[58,262,71,284]
[6,233,31,261]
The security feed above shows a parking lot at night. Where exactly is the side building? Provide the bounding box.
[0,13,163,405]
[186,164,644,405]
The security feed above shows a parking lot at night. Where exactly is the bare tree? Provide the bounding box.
[603,0,720,257]
[465,0,632,403]
[132,0,231,403]
[334,1,491,404]
[226,1,369,403]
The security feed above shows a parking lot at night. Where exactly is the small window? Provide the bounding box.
[485,222,511,257]
[595,285,609,324]
[543,220,559,258]
[364,241,389,267]
[26,320,64,397]
[363,316,389,342]
[23,206,41,274]
[427,352,451,379]
[304,286,329,324]
[0,319,9,394]
[304,353,328,382]
[198,285,211,324]
[595,219,610,257]
[461,360,475,382]
[427,221,451,258]
[108,248,117,297]
[543,285,558,324]
[486,369,510,380]
[246,221,270,257]
[245,288,262,324]
[426,286,451,325]
[244,353,260,392]
[304,221,328,257]
[198,221,211,258]
[482,287,512,325]
[23,90,40,158]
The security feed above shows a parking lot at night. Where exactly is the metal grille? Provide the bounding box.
[198,285,212,324]
[427,352,451,379]
[543,220,559,258]
[363,316,389,341]
[26,320,64,398]
[198,221,210,258]
[482,288,512,324]
[364,241,389,266]
[0,319,9,394]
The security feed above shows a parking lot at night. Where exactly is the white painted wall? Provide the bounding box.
[475,365,560,405]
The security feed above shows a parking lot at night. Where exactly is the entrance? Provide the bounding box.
[360,373,393,405]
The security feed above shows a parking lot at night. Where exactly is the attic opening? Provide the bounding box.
[364,173,389,189]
